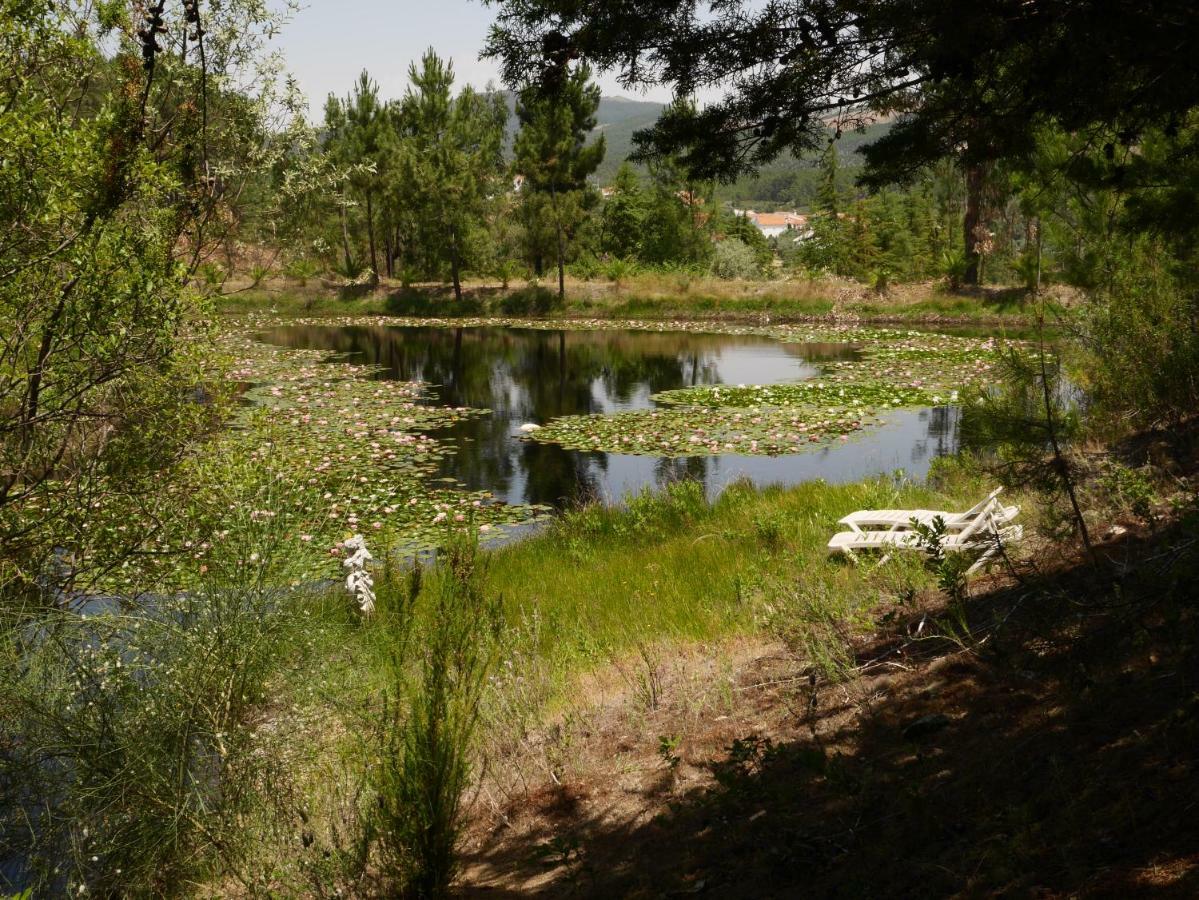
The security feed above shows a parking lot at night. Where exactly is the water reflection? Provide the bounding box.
[259,325,959,507]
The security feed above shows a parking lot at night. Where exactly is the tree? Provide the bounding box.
[394,50,507,301]
[0,0,291,593]
[816,142,841,218]
[485,1,1199,187]
[513,64,606,300]
[323,72,391,282]
[601,163,646,259]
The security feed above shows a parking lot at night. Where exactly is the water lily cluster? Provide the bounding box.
[524,327,1008,458]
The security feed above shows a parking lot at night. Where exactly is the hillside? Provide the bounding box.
[500,92,664,182]
[503,93,889,197]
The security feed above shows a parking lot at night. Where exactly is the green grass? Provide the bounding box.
[212,278,1034,325]
[849,287,1032,321]
[482,463,991,695]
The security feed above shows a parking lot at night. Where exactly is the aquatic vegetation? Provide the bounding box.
[652,381,938,410]
[213,315,1014,466]
[509,323,1008,457]
[529,405,878,456]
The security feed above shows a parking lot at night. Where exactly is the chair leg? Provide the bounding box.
[966,537,1003,575]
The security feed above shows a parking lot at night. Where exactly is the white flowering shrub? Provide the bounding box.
[342,534,376,615]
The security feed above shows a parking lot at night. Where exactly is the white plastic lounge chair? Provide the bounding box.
[829,503,1022,574]
[838,487,1018,534]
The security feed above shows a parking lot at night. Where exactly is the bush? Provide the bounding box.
[283,256,323,285]
[1082,242,1199,430]
[711,238,762,280]
[499,282,562,316]
[491,258,523,289]
[603,257,637,287]
[569,254,603,281]
[373,529,501,896]
[0,500,314,895]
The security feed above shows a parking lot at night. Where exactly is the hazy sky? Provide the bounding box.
[274,0,678,114]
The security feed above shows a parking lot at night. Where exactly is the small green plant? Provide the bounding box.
[658,734,682,771]
[1098,463,1160,527]
[713,735,776,790]
[248,262,274,287]
[196,260,228,287]
[398,264,419,288]
[493,258,522,289]
[604,257,636,289]
[532,831,581,870]
[753,511,788,552]
[569,254,603,281]
[871,267,891,295]
[908,515,971,604]
[283,256,322,285]
[940,248,968,290]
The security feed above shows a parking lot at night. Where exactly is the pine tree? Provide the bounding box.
[323,72,390,283]
[816,141,841,217]
[395,50,507,301]
[601,163,645,259]
[514,64,606,300]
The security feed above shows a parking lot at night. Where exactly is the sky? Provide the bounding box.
[273,0,679,116]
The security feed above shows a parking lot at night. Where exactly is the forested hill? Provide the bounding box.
[500,90,890,208]
[500,92,664,183]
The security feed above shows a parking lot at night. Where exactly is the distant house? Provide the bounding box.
[735,209,812,239]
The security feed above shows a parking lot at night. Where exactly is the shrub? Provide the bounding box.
[1081,241,1199,430]
[499,282,562,316]
[569,254,603,281]
[492,258,523,289]
[603,257,637,287]
[0,501,314,895]
[372,529,502,896]
[711,238,761,280]
[283,256,323,285]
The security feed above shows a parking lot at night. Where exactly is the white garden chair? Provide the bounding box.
[828,502,1021,574]
[837,487,1018,534]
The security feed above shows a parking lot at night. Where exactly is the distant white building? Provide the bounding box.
[735,209,812,239]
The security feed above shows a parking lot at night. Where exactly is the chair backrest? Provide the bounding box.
[961,487,1004,518]
[950,502,999,543]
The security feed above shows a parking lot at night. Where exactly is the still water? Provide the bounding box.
[260,325,960,508]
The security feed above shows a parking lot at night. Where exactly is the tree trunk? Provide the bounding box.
[962,163,985,286]
[339,202,354,276]
[365,190,379,285]
[449,225,463,303]
[551,181,565,301]
[383,228,393,279]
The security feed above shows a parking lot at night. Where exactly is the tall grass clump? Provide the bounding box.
[0,451,329,896]
[372,528,502,897]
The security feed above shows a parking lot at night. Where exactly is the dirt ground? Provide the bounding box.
[457,512,1199,898]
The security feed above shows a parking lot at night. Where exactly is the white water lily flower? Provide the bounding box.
[518,422,541,433]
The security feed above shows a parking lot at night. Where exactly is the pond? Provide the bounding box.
[259,324,960,509]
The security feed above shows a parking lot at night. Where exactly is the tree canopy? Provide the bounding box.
[483,0,1199,186]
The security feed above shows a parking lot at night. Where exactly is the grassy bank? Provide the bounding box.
[203,464,1002,894]
[212,274,1036,326]
[481,468,987,697]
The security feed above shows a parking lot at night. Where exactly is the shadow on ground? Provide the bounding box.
[461,516,1199,897]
